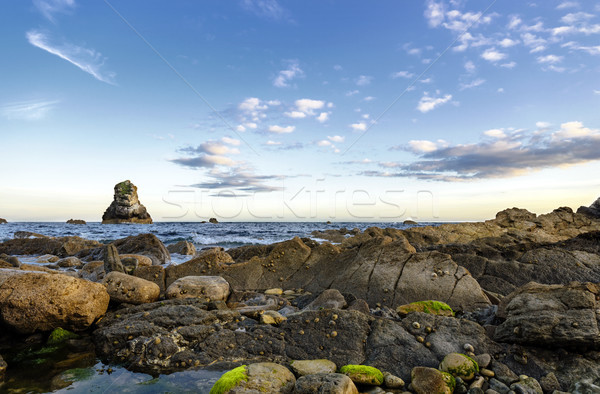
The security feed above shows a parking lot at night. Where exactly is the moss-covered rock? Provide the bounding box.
[210,365,248,394]
[411,366,455,394]
[439,352,479,381]
[396,300,454,317]
[47,328,80,346]
[339,364,384,386]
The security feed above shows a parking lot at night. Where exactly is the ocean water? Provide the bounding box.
[0,221,431,251]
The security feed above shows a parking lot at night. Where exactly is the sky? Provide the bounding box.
[1,0,599,222]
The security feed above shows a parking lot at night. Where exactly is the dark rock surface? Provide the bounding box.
[66,219,86,224]
[101,180,152,224]
[0,235,101,257]
[78,233,170,266]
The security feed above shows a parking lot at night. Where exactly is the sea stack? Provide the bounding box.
[102,180,153,224]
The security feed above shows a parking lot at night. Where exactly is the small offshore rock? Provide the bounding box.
[167,241,196,256]
[291,359,337,376]
[102,180,152,224]
[0,218,7,224]
[295,373,358,394]
[209,217,219,224]
[66,219,86,224]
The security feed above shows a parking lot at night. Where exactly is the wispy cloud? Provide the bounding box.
[481,47,507,62]
[417,92,452,113]
[360,121,600,181]
[391,70,415,79]
[171,138,241,169]
[189,166,284,193]
[268,125,295,134]
[355,75,373,86]
[240,0,289,21]
[0,99,59,120]
[33,0,75,23]
[459,78,485,90]
[26,30,116,84]
[273,60,303,87]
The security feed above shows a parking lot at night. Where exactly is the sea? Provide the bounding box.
[0,221,435,393]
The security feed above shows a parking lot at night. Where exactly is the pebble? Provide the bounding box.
[480,368,495,378]
[473,353,491,369]
[470,376,485,389]
[412,322,420,329]
[464,343,475,353]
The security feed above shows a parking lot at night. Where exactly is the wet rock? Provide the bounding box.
[340,365,384,386]
[397,300,454,317]
[209,217,218,224]
[102,180,152,224]
[348,299,370,314]
[167,241,196,256]
[166,276,230,301]
[0,235,101,257]
[539,372,562,393]
[66,219,86,224]
[79,261,105,282]
[510,375,543,394]
[571,379,600,393]
[0,272,109,333]
[411,366,455,394]
[0,254,21,268]
[36,254,60,263]
[290,359,337,376]
[488,378,510,394]
[383,371,405,388]
[490,361,520,386]
[102,271,160,305]
[495,282,600,348]
[56,256,82,268]
[260,310,287,325]
[212,362,295,393]
[439,353,480,381]
[165,248,233,287]
[303,289,347,311]
[0,354,6,380]
[473,353,492,369]
[133,265,166,294]
[295,373,358,394]
[103,244,125,273]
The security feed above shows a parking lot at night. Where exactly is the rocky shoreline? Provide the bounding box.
[1,198,600,392]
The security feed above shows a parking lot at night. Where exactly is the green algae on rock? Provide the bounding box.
[339,364,384,385]
[47,328,80,346]
[210,365,248,394]
[396,300,454,316]
[439,352,479,381]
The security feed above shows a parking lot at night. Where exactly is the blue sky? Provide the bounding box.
[1,0,599,222]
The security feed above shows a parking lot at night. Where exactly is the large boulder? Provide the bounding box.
[165,248,233,287]
[102,180,152,224]
[167,241,196,255]
[211,363,295,393]
[165,276,230,301]
[102,271,160,305]
[0,272,109,333]
[495,282,600,348]
[78,233,170,266]
[577,196,600,219]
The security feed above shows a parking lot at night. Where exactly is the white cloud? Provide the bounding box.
[530,45,546,53]
[536,121,551,129]
[239,97,267,112]
[408,140,439,153]
[0,99,59,120]
[500,61,517,69]
[556,1,579,9]
[328,135,345,143]
[350,122,367,131]
[547,65,566,73]
[346,90,359,96]
[498,38,519,48]
[316,112,330,123]
[26,30,116,84]
[268,125,295,134]
[245,122,258,129]
[222,137,241,146]
[284,111,307,119]
[417,92,452,113]
[317,140,332,147]
[425,0,445,27]
[333,65,343,71]
[273,60,303,87]
[552,26,575,35]
[481,48,507,62]
[464,61,476,73]
[295,98,325,114]
[521,33,547,49]
[363,96,375,101]
[554,121,597,139]
[594,90,600,95]
[561,12,594,24]
[497,88,505,93]
[34,0,75,22]
[236,125,246,132]
[355,75,373,86]
[507,15,522,30]
[265,140,281,146]
[391,70,415,79]
[484,129,506,138]
[459,78,485,90]
[537,54,563,64]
